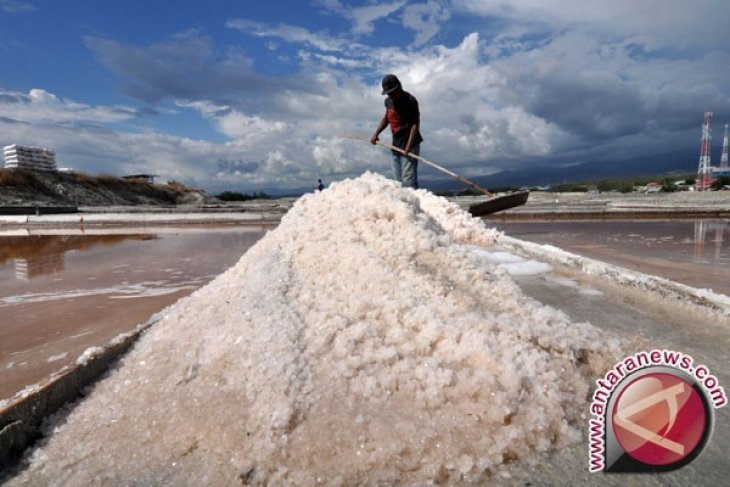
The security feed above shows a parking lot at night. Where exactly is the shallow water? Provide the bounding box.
[0,226,267,400]
[488,219,730,296]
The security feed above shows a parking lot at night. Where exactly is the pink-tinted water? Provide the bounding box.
[0,227,267,401]
[489,219,730,296]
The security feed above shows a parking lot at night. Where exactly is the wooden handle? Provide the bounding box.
[342,134,493,197]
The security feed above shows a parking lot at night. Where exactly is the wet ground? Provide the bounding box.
[0,226,268,401]
[488,219,730,296]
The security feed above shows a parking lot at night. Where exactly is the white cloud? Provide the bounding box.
[202,31,568,180]
[0,100,314,192]
[299,51,369,69]
[453,0,729,50]
[0,79,386,192]
[315,0,407,36]
[402,1,450,46]
[1,0,36,14]
[182,101,289,143]
[364,33,567,170]
[226,19,352,52]
[227,3,445,59]
[349,1,407,34]
[0,88,137,125]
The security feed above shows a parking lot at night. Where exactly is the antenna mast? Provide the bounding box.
[697,112,713,191]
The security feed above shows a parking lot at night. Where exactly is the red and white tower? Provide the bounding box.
[721,123,729,169]
[696,111,713,191]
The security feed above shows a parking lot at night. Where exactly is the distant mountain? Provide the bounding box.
[421,148,703,192]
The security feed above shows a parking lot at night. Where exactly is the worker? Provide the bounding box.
[370,74,423,189]
[317,179,324,191]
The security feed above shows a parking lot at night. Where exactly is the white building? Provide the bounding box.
[3,144,57,171]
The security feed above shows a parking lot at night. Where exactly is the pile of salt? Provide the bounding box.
[7,172,623,485]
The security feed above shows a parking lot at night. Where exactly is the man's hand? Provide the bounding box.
[370,134,379,145]
[403,145,412,157]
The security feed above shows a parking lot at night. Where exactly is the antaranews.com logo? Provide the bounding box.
[588,349,727,473]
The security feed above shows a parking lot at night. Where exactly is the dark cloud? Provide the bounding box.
[496,62,730,149]
[84,35,322,107]
[0,115,27,124]
[515,74,646,140]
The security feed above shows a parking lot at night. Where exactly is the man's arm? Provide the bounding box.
[404,123,419,155]
[404,94,420,155]
[371,112,388,144]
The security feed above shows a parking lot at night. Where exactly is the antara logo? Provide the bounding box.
[588,350,725,473]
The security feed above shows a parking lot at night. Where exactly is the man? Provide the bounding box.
[370,74,423,189]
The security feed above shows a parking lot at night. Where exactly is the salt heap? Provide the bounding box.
[7,172,623,485]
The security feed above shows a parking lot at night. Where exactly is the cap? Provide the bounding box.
[381,74,401,95]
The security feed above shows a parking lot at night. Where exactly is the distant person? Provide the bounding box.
[370,74,423,189]
[317,179,324,191]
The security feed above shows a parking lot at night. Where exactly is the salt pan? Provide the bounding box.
[7,172,623,485]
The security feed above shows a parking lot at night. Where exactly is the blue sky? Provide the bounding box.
[1,0,729,193]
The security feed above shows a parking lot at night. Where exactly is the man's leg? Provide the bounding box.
[401,145,420,189]
[392,152,403,184]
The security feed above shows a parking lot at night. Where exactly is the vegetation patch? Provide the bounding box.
[216,190,271,201]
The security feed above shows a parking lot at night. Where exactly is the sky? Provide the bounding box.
[1,0,729,194]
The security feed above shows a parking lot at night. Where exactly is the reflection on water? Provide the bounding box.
[14,254,64,281]
[0,235,155,281]
[694,220,726,262]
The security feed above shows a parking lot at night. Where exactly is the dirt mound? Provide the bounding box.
[0,169,211,207]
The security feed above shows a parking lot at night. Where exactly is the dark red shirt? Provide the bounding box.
[385,91,423,150]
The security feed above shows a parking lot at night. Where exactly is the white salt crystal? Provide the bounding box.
[76,347,105,366]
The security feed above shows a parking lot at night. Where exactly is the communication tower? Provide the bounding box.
[696,112,713,191]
